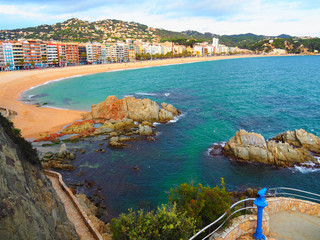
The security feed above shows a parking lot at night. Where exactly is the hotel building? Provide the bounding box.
[3,42,15,70]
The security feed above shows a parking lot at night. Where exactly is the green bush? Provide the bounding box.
[169,178,231,228]
[110,204,196,240]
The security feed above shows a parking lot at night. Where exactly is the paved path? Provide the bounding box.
[269,211,320,240]
[47,175,96,240]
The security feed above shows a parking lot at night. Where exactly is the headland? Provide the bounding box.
[0,54,286,139]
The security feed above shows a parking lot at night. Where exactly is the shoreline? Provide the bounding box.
[0,54,289,139]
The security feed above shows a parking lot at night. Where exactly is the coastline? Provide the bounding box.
[0,54,286,139]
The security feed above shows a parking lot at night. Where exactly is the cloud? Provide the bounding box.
[0,0,319,36]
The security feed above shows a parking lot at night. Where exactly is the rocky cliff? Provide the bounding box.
[224,129,319,167]
[0,115,79,240]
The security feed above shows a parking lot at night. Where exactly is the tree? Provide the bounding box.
[41,56,47,64]
[169,178,231,229]
[31,61,35,68]
[18,59,25,69]
[6,62,11,70]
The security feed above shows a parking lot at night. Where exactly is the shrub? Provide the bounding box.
[169,178,231,228]
[110,204,197,240]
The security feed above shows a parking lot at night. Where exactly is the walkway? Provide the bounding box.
[46,174,97,240]
[269,211,320,240]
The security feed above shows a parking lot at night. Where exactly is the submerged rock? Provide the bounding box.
[224,129,318,167]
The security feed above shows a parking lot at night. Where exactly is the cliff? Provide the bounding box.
[0,115,79,240]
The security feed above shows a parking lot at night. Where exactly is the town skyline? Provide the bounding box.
[0,0,319,37]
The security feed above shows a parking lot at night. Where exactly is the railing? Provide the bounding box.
[189,187,320,240]
[189,198,256,240]
[267,187,320,204]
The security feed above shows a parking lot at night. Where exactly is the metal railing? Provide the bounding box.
[189,187,320,240]
[189,198,256,240]
[267,187,320,204]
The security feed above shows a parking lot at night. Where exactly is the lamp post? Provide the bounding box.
[253,188,268,240]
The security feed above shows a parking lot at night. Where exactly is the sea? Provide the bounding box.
[24,56,320,220]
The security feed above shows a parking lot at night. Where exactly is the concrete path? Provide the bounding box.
[47,175,96,240]
[269,211,320,240]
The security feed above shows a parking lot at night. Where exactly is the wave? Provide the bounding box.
[167,113,185,124]
[293,165,320,173]
[135,92,157,96]
[43,105,72,110]
[164,93,170,97]
[26,75,85,91]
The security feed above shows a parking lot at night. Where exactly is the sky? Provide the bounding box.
[0,0,319,37]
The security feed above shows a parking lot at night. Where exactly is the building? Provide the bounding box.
[65,43,79,65]
[2,42,15,70]
[111,44,128,62]
[86,44,98,64]
[57,43,66,66]
[40,42,47,66]
[22,40,41,68]
[46,43,58,65]
[0,42,5,71]
[78,44,87,65]
[12,41,24,69]
[212,38,219,49]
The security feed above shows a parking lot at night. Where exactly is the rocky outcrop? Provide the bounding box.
[224,129,318,167]
[82,96,180,123]
[0,115,78,240]
[272,129,320,153]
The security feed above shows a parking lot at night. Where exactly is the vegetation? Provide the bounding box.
[0,114,40,166]
[110,204,197,240]
[169,178,231,229]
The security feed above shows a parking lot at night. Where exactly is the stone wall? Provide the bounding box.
[212,214,269,240]
[212,197,320,240]
[265,197,320,216]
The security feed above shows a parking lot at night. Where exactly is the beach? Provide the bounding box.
[0,54,275,139]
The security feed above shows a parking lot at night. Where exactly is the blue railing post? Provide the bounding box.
[253,188,268,240]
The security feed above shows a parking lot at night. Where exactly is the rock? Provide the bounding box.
[210,144,224,156]
[273,129,320,153]
[80,149,86,154]
[59,143,67,155]
[108,137,127,148]
[82,95,180,123]
[224,129,317,167]
[62,120,94,134]
[99,143,104,146]
[133,165,140,171]
[51,137,60,144]
[138,125,153,136]
[0,115,78,239]
[69,153,76,160]
[100,148,106,153]
[69,135,80,141]
[147,136,155,141]
[44,152,54,159]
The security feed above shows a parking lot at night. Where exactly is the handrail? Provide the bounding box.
[189,198,255,240]
[267,187,320,203]
[189,187,320,240]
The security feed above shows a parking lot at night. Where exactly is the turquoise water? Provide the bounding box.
[27,56,320,219]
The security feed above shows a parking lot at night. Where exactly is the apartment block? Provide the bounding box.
[57,43,66,66]
[86,44,98,64]
[12,41,24,69]
[22,40,41,67]
[0,42,5,71]
[3,42,15,70]
[40,43,47,65]
[46,43,58,65]
[65,43,79,65]
[78,44,87,65]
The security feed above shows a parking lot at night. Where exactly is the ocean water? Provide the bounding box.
[26,56,320,219]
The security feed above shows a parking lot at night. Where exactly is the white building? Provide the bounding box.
[46,44,58,65]
[212,38,219,49]
[2,43,15,70]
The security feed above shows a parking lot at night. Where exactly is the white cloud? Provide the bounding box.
[0,0,319,36]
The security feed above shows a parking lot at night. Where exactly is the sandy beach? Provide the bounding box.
[0,54,276,139]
